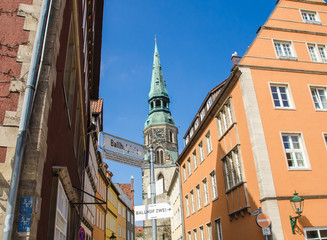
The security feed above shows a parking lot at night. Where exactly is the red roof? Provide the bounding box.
[118,183,132,200]
[91,98,103,114]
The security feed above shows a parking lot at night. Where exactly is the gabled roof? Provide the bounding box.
[118,183,132,200]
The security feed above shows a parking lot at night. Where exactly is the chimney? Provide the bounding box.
[131,175,134,210]
[231,52,242,66]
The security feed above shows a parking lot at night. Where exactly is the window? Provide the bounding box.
[214,219,223,240]
[156,149,164,164]
[185,195,190,217]
[193,150,198,170]
[222,148,243,190]
[190,128,194,138]
[274,41,296,59]
[199,226,205,240]
[311,87,327,110]
[188,231,192,240]
[324,133,327,149]
[304,227,327,239]
[122,207,126,218]
[194,119,199,130]
[54,181,69,240]
[196,184,202,210]
[190,190,195,214]
[270,84,292,108]
[118,225,121,237]
[217,100,234,137]
[131,214,134,223]
[185,135,190,145]
[199,141,205,163]
[118,202,121,215]
[187,158,192,176]
[206,97,212,111]
[308,44,327,63]
[210,171,218,200]
[301,10,321,24]
[205,131,213,155]
[123,228,126,238]
[193,229,198,240]
[282,133,308,169]
[127,211,130,222]
[202,177,209,206]
[200,109,206,121]
[206,223,213,240]
[182,164,187,181]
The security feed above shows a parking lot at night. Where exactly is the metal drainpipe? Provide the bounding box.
[2,0,52,239]
[175,161,186,240]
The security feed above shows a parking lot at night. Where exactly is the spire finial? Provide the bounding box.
[155,34,157,43]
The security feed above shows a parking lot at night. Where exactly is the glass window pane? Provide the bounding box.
[306,230,319,238]
[320,230,327,237]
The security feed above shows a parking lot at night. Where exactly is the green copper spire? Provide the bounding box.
[144,40,176,129]
[149,40,168,98]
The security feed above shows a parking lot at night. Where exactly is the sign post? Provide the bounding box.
[256,213,271,239]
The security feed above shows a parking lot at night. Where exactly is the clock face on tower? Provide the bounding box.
[153,128,164,139]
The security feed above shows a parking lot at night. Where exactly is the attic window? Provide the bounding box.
[301,10,321,24]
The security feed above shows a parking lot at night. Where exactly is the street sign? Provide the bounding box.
[135,202,172,221]
[256,213,271,228]
[252,207,262,216]
[78,227,85,240]
[102,149,145,168]
[262,227,271,236]
[102,133,145,158]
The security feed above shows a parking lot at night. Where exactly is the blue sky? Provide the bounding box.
[99,0,276,225]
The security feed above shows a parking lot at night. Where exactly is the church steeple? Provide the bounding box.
[144,40,176,129]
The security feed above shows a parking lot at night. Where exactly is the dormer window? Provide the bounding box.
[190,128,194,138]
[194,119,199,130]
[206,97,212,110]
[200,109,206,121]
[301,10,321,24]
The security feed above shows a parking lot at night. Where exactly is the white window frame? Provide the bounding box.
[187,158,192,176]
[188,231,192,240]
[196,184,202,210]
[304,226,327,240]
[194,118,199,130]
[205,131,213,155]
[269,83,294,109]
[301,10,321,24]
[214,218,223,240]
[54,180,69,240]
[199,226,205,240]
[273,40,297,60]
[185,194,190,217]
[193,150,198,170]
[190,189,195,214]
[182,164,187,182]
[281,132,310,170]
[199,141,205,163]
[209,170,218,201]
[193,228,198,240]
[307,44,327,63]
[323,133,327,150]
[200,109,206,121]
[206,97,213,111]
[202,177,209,206]
[222,147,243,190]
[310,85,327,111]
[206,222,213,240]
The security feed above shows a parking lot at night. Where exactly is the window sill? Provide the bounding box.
[206,150,213,157]
[203,202,210,208]
[287,167,312,171]
[278,56,298,61]
[314,108,327,112]
[273,107,296,110]
[212,197,219,203]
[304,20,322,25]
[218,122,236,141]
[225,181,245,194]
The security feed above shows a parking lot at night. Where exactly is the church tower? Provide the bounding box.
[142,40,178,240]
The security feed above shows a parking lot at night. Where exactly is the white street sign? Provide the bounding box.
[102,149,144,168]
[102,133,145,158]
[134,202,172,221]
[262,227,271,236]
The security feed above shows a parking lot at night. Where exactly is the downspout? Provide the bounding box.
[2,0,52,239]
[175,161,186,240]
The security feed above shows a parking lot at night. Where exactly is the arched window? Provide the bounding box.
[156,149,164,164]
[158,173,165,192]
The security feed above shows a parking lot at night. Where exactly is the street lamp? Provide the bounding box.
[289,191,304,234]
[109,233,117,240]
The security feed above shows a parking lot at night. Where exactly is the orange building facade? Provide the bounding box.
[178,0,327,239]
